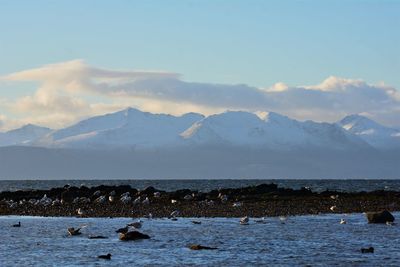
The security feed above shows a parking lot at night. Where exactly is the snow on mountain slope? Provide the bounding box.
[338,114,400,149]
[0,124,52,146]
[39,108,204,148]
[181,111,369,150]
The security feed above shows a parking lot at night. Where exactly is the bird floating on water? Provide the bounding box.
[192,220,202,224]
[12,221,21,227]
[361,247,374,253]
[279,216,287,224]
[340,218,347,224]
[98,253,111,260]
[68,227,82,236]
[240,216,249,225]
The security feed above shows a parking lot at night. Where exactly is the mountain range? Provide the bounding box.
[0,108,399,179]
[1,107,399,151]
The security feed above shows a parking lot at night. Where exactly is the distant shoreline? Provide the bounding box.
[1,184,399,218]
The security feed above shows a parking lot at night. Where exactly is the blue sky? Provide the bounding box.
[0,0,399,129]
[1,0,399,87]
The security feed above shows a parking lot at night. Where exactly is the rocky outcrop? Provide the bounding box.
[365,210,395,223]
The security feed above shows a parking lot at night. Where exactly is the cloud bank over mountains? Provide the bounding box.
[1,60,399,130]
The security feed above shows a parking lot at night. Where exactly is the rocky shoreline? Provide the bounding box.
[1,183,399,218]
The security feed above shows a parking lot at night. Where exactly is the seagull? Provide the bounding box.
[279,216,287,224]
[98,253,111,260]
[154,192,161,198]
[240,216,249,225]
[171,199,178,204]
[108,196,115,203]
[77,208,85,216]
[330,206,337,212]
[170,210,180,218]
[68,227,82,236]
[340,218,347,224]
[12,222,21,227]
[133,197,141,205]
[127,221,142,229]
[232,202,242,207]
[330,195,339,200]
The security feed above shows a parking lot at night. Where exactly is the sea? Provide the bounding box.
[1,179,400,193]
[1,179,400,266]
[1,213,400,266]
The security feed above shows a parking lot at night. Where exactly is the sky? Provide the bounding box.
[0,0,399,130]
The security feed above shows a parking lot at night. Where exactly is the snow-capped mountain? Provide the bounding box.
[35,108,204,148]
[2,108,399,151]
[0,124,52,146]
[181,111,368,150]
[338,114,400,149]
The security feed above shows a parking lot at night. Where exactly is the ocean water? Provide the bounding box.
[1,213,399,266]
[1,179,400,193]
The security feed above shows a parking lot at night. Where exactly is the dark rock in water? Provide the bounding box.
[98,253,111,260]
[89,235,108,239]
[361,247,374,253]
[191,220,202,224]
[365,210,395,224]
[189,244,218,250]
[119,231,150,241]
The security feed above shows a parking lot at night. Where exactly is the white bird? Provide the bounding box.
[154,192,161,198]
[232,202,242,207]
[220,195,228,203]
[108,196,115,203]
[340,218,346,224]
[77,208,85,216]
[330,195,339,200]
[171,199,178,204]
[120,195,132,204]
[133,196,141,205]
[170,210,180,218]
[52,198,61,206]
[240,216,249,225]
[95,195,106,204]
[279,216,287,224]
[330,206,337,212]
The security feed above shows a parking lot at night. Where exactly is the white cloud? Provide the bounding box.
[0,60,399,130]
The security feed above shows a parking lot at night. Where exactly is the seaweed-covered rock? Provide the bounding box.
[365,210,395,224]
